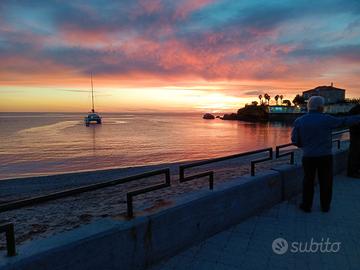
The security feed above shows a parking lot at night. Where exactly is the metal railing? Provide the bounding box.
[0,168,171,213]
[0,223,16,256]
[276,129,350,164]
[276,143,295,164]
[180,171,214,190]
[126,169,170,218]
[332,129,349,149]
[179,148,273,190]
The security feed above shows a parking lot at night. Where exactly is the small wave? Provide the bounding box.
[17,121,80,135]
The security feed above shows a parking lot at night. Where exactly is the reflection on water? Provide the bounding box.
[0,113,293,179]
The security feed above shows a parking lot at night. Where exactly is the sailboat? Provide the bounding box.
[84,73,102,126]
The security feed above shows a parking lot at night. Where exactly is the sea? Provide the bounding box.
[0,112,294,180]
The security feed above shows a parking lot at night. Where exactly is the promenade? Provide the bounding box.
[151,174,360,270]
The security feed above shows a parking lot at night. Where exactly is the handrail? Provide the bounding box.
[179,147,273,189]
[0,223,16,256]
[276,143,295,164]
[332,139,341,149]
[332,129,349,136]
[250,148,273,176]
[332,129,349,149]
[126,168,170,218]
[0,168,171,213]
[275,129,349,163]
[180,171,214,190]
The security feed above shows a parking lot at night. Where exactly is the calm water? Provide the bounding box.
[0,113,293,180]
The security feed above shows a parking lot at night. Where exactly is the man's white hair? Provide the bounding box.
[307,96,325,111]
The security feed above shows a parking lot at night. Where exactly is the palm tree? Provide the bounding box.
[264,93,271,105]
[258,95,263,105]
[282,100,291,106]
[274,95,280,105]
[293,94,305,106]
[280,95,283,105]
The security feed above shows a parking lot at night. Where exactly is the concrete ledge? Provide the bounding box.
[271,164,303,200]
[0,170,282,270]
[147,170,282,264]
[333,149,349,175]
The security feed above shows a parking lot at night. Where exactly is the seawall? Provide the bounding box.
[0,149,349,270]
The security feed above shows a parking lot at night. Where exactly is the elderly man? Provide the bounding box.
[292,96,360,213]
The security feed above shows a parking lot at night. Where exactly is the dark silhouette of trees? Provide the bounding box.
[293,94,305,106]
[264,93,271,105]
[282,100,292,106]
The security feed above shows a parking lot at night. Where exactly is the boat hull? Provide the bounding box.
[84,113,102,126]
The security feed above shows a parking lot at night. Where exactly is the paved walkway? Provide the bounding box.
[150,174,360,270]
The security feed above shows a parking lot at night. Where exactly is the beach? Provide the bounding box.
[0,150,302,250]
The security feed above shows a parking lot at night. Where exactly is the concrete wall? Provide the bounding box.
[333,149,349,175]
[0,170,282,270]
[0,149,350,270]
[271,164,304,200]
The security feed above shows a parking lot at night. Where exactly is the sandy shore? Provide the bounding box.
[0,148,305,251]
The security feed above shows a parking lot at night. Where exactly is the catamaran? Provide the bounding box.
[84,73,102,126]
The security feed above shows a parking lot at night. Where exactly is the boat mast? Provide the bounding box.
[91,73,95,113]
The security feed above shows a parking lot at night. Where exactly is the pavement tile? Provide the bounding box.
[150,174,360,270]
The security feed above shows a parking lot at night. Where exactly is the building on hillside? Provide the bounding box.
[302,83,345,105]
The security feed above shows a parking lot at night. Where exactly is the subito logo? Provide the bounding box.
[272,238,288,255]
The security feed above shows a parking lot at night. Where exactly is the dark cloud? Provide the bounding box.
[289,45,360,62]
[0,0,360,83]
[243,90,263,96]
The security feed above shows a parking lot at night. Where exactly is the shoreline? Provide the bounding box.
[0,151,302,250]
[0,141,348,251]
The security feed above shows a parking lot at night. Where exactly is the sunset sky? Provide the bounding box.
[1,0,360,112]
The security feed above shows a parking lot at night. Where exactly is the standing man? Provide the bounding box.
[291,96,360,213]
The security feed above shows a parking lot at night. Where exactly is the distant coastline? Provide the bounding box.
[212,84,360,123]
[217,104,357,123]
[221,105,305,122]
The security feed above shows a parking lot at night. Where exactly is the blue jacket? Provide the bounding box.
[291,111,360,157]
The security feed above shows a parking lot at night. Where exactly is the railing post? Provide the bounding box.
[126,169,171,218]
[1,223,16,257]
[209,172,214,190]
[166,169,171,185]
[251,147,273,176]
[126,194,133,218]
[276,143,295,165]
[6,224,16,256]
[290,152,294,164]
[251,163,255,176]
[179,167,184,181]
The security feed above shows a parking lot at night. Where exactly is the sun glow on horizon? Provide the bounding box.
[0,85,249,113]
[1,0,360,112]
